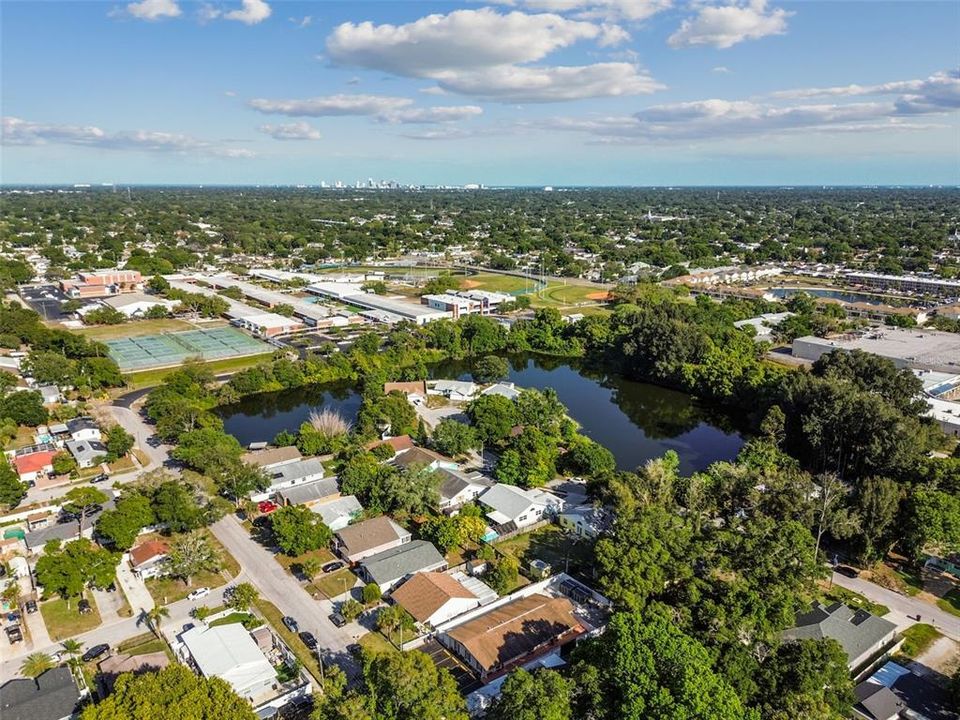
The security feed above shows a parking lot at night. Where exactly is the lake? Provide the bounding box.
[217,355,746,476]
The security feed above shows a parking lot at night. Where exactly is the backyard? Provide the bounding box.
[40,591,102,641]
[116,631,175,662]
[493,524,595,580]
[896,623,942,660]
[144,530,240,605]
[314,567,358,601]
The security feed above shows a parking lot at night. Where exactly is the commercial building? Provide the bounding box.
[792,328,960,373]
[77,292,178,319]
[781,602,898,672]
[167,279,304,336]
[358,539,447,594]
[421,293,483,318]
[846,272,960,299]
[307,282,451,325]
[60,270,142,299]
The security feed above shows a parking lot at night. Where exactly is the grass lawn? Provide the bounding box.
[534,282,611,307]
[937,589,960,618]
[41,592,102,641]
[209,612,259,629]
[107,455,137,473]
[116,632,175,662]
[145,529,240,605]
[898,623,942,659]
[252,598,323,684]
[73,318,197,341]
[121,353,273,390]
[358,630,399,656]
[274,547,337,596]
[6,425,36,451]
[493,524,595,578]
[819,584,890,617]
[465,273,533,294]
[314,568,358,600]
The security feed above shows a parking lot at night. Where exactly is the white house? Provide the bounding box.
[66,417,101,443]
[128,540,170,580]
[478,484,565,533]
[480,382,521,401]
[252,458,326,502]
[310,495,363,531]
[558,505,610,539]
[65,439,108,469]
[430,380,479,402]
[390,571,480,628]
[436,468,494,512]
[178,624,278,703]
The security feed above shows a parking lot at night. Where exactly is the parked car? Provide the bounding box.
[91,474,109,483]
[78,598,92,614]
[5,625,23,643]
[258,500,279,514]
[322,561,345,574]
[25,600,38,614]
[282,616,299,633]
[328,612,347,628]
[299,631,318,650]
[835,565,860,578]
[7,611,21,622]
[346,643,361,656]
[82,643,110,662]
[187,587,210,601]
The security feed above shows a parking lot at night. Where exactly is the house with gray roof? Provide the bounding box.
[310,495,363,531]
[781,602,898,671]
[25,493,115,552]
[478,484,565,534]
[430,379,479,401]
[252,457,326,502]
[853,682,904,720]
[436,467,494,512]
[480,382,521,401]
[65,439,108,469]
[276,477,339,507]
[0,666,83,720]
[359,539,447,593]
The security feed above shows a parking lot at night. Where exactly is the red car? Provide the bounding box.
[258,501,279,514]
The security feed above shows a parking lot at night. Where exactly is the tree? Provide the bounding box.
[63,486,109,536]
[81,664,257,720]
[105,425,135,461]
[168,531,221,586]
[51,451,77,476]
[0,390,47,426]
[142,606,170,639]
[902,488,960,562]
[472,355,510,384]
[364,649,468,720]
[34,539,119,606]
[271,506,333,556]
[171,428,242,473]
[756,639,854,718]
[485,555,519,595]
[376,604,416,644]
[467,394,518,445]
[854,476,903,562]
[495,427,557,488]
[2,581,23,609]
[301,556,324,583]
[153,481,203,532]
[563,435,616,478]
[430,419,479,458]
[61,639,84,666]
[362,582,381,605]
[487,669,573,720]
[215,461,269,507]
[0,456,27,509]
[96,493,155,550]
[227,582,259,611]
[420,514,461,553]
[20,652,55,679]
[571,613,746,720]
[341,598,364,622]
[811,474,860,562]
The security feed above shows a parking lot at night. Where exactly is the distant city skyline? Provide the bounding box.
[1,1,958,186]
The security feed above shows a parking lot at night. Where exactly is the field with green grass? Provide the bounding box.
[897,623,942,659]
[358,629,398,655]
[314,568,358,600]
[72,318,196,341]
[116,632,175,661]
[41,591,101,641]
[120,353,273,391]
[533,282,612,307]
[937,588,960,617]
[493,524,595,579]
[464,273,535,294]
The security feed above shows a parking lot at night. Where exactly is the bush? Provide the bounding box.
[362,582,382,605]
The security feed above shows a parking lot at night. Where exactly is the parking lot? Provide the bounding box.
[19,284,70,321]
[419,639,482,694]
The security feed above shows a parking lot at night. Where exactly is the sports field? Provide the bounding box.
[105,327,271,371]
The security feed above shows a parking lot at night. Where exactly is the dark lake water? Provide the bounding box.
[217,355,746,476]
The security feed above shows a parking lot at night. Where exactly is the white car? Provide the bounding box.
[187,587,210,601]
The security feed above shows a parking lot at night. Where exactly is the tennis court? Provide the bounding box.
[105,327,271,371]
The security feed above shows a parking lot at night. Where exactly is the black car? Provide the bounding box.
[82,643,109,661]
[346,643,362,656]
[322,561,345,574]
[835,565,860,578]
[84,504,103,516]
[57,513,78,524]
[328,612,347,628]
[91,474,109,483]
[25,599,38,614]
[78,598,92,614]
[282,616,299,633]
[299,631,318,650]
[5,625,23,643]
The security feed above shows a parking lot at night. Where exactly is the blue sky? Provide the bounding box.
[2,0,958,185]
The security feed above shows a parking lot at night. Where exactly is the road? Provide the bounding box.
[210,515,357,653]
[831,570,960,641]
[0,579,238,679]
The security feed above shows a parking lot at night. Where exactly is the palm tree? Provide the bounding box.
[301,557,323,584]
[2,582,22,611]
[21,652,55,679]
[61,639,84,666]
[141,606,170,638]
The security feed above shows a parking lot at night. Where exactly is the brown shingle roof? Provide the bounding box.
[446,594,582,673]
[392,446,449,469]
[365,435,415,453]
[129,540,169,567]
[384,381,427,395]
[391,572,477,623]
[240,446,302,468]
[335,516,408,557]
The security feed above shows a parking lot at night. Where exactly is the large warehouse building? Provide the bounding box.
[792,328,960,373]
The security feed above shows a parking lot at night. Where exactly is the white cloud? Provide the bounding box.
[772,69,960,112]
[432,62,663,102]
[258,121,322,140]
[517,0,672,22]
[2,117,253,157]
[224,0,271,25]
[668,0,791,49]
[712,66,731,74]
[249,94,483,124]
[289,15,312,28]
[122,0,181,20]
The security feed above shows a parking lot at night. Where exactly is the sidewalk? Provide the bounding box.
[116,554,155,615]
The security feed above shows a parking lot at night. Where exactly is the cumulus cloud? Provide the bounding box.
[772,69,960,111]
[324,8,651,103]
[432,62,663,102]
[258,122,322,140]
[249,94,483,124]
[668,0,791,49]
[224,0,271,24]
[1,117,253,157]
[121,0,181,20]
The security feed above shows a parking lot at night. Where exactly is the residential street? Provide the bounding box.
[830,571,960,641]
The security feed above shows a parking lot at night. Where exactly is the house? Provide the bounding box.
[440,593,585,680]
[334,515,411,563]
[310,495,363,531]
[241,446,302,470]
[390,571,480,628]
[480,382,521,401]
[129,540,170,580]
[98,651,170,694]
[853,682,904,720]
[781,602,898,671]
[65,417,101,443]
[65,439,108,469]
[365,434,416,455]
[0,666,83,720]
[0,355,21,376]
[430,379,479,402]
[392,446,459,473]
[275,477,340,508]
[178,623,278,703]
[855,661,955,720]
[252,458,326,502]
[27,511,54,531]
[38,385,62,405]
[478,484,565,534]
[13,450,56,483]
[25,493,115,552]
[383,381,428,404]
[358,540,447,594]
[436,467,494,512]
[558,505,610,539]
